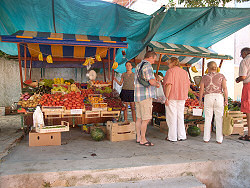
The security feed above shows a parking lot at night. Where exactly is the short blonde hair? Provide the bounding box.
[168,57,180,67]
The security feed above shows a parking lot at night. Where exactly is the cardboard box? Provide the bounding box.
[160,121,168,135]
[197,124,204,132]
[29,131,61,146]
[106,121,136,142]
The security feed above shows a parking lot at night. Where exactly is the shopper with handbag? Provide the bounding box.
[199,61,228,144]
[134,51,160,146]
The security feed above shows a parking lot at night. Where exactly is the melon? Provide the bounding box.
[91,128,105,141]
[187,126,201,137]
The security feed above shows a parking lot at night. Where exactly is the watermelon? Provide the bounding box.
[91,128,105,141]
[187,126,201,137]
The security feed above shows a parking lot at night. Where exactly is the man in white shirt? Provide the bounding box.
[236,47,250,141]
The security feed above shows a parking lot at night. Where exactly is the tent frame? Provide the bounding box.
[14,43,123,89]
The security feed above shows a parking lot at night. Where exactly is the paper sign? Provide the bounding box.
[193,108,203,116]
[70,109,83,114]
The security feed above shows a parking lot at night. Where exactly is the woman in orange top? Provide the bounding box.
[163,57,190,142]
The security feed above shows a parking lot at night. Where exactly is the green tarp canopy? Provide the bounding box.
[148,41,233,71]
[0,0,249,73]
[149,41,233,60]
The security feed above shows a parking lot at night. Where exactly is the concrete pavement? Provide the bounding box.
[0,114,250,188]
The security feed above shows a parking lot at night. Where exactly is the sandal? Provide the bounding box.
[238,135,250,141]
[165,138,176,142]
[140,141,154,146]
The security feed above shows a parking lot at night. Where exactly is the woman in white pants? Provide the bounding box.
[199,61,228,144]
[163,57,190,142]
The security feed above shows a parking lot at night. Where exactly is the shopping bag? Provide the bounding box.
[155,84,166,104]
[222,105,234,136]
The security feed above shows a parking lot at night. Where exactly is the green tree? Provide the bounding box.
[178,0,250,7]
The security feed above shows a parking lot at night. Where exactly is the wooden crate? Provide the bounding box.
[101,111,120,118]
[35,121,69,133]
[106,121,136,142]
[42,106,65,112]
[232,126,244,136]
[85,111,100,118]
[92,103,107,111]
[228,111,246,133]
[61,109,83,118]
[197,124,205,132]
[160,121,168,135]
[44,111,62,119]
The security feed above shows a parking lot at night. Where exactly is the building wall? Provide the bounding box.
[0,58,21,107]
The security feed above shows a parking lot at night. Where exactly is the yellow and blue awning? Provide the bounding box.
[0,30,127,60]
[1,30,127,48]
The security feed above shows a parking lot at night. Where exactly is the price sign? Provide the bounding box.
[70,109,83,114]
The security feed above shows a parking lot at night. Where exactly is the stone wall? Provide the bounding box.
[0,58,21,107]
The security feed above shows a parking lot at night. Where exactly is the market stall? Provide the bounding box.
[0,30,128,134]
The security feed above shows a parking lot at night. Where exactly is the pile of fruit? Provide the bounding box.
[63,92,85,110]
[53,78,65,84]
[104,98,125,110]
[18,93,41,108]
[95,86,112,94]
[41,79,54,87]
[102,89,120,98]
[88,95,104,104]
[91,80,111,85]
[93,103,107,108]
[188,91,199,100]
[51,85,69,93]
[190,84,199,92]
[81,89,95,98]
[228,97,241,111]
[39,93,64,107]
[64,79,74,85]
[39,92,85,109]
[185,98,199,108]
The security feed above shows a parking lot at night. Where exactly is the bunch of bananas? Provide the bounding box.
[95,54,102,61]
[38,52,43,61]
[83,57,95,66]
[191,66,198,73]
[46,55,53,64]
[112,62,118,69]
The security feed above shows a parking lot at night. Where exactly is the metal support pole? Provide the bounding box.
[17,43,24,89]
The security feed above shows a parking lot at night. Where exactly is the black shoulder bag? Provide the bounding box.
[137,61,150,87]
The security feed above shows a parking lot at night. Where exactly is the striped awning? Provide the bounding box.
[149,41,233,62]
[0,30,128,48]
[0,30,127,60]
